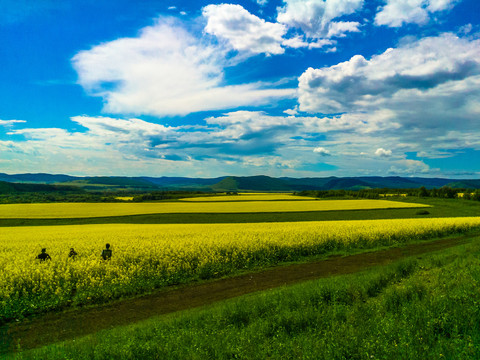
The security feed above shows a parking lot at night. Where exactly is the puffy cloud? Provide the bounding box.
[298,33,480,113]
[313,147,331,155]
[203,4,287,55]
[327,21,361,38]
[375,0,459,27]
[2,108,475,177]
[375,148,392,157]
[296,33,480,165]
[72,18,294,117]
[277,0,364,38]
[388,160,431,174]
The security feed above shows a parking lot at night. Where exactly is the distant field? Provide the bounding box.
[0,200,429,219]
[179,193,315,201]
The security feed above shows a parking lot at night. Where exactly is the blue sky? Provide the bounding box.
[1,0,479,178]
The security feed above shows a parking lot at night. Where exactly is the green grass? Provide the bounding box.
[1,197,479,227]
[12,237,480,360]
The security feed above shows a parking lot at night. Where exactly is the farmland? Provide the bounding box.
[2,196,480,358]
[0,199,428,218]
[2,217,480,323]
[178,193,316,201]
[16,240,480,360]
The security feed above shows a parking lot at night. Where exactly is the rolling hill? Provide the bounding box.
[0,173,479,192]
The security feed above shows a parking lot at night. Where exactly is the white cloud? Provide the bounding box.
[277,0,364,38]
[283,106,299,115]
[296,33,480,165]
[203,4,287,55]
[375,148,392,157]
[313,147,331,155]
[388,160,431,174]
[427,0,458,12]
[375,0,460,27]
[0,119,26,126]
[72,17,294,117]
[327,21,361,38]
[298,33,480,113]
[282,36,335,49]
[3,109,476,177]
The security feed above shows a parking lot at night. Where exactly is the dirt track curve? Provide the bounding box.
[1,234,474,354]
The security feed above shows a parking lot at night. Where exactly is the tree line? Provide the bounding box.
[295,186,480,201]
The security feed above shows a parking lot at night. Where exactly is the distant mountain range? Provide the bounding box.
[1,173,480,192]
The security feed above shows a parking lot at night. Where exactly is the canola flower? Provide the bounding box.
[0,199,427,218]
[1,217,479,322]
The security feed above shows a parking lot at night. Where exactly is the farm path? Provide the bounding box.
[2,234,474,354]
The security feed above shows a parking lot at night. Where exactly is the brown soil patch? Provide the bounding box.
[1,234,474,354]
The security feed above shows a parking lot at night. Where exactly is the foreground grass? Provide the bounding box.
[13,237,480,360]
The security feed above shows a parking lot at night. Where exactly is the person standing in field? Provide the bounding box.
[68,248,78,259]
[37,248,51,262]
[101,243,112,260]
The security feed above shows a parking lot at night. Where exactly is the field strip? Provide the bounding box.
[179,194,316,201]
[0,200,428,219]
[1,233,475,354]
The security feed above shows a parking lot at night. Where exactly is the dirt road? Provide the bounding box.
[1,234,473,354]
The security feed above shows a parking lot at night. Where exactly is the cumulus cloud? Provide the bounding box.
[72,17,294,117]
[298,33,480,113]
[313,147,331,155]
[277,0,364,38]
[203,4,287,55]
[296,33,480,163]
[375,148,392,157]
[375,0,460,27]
[388,160,431,174]
[3,108,474,177]
[327,21,361,38]
[0,110,393,175]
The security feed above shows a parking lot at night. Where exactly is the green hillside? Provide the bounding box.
[447,180,480,188]
[0,181,82,194]
[212,176,291,192]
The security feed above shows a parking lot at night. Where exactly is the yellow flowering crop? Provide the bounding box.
[1,217,479,321]
[180,193,316,201]
[0,199,427,218]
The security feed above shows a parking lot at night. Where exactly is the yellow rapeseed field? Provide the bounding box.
[1,217,479,321]
[180,193,315,201]
[0,199,427,218]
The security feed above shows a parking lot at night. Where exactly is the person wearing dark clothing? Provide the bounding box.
[101,243,112,260]
[37,248,51,262]
[68,248,78,259]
